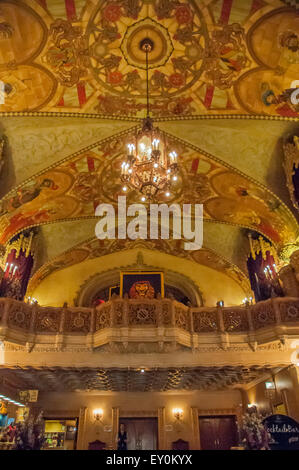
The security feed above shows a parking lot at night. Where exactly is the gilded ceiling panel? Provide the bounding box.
[0,0,297,118]
[159,119,299,205]
[0,116,135,195]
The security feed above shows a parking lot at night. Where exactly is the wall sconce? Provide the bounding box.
[265,380,276,400]
[93,408,103,422]
[173,408,183,421]
[265,381,275,390]
[242,297,253,306]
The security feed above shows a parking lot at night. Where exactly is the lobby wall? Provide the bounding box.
[36,389,243,450]
[31,249,247,308]
[247,366,299,421]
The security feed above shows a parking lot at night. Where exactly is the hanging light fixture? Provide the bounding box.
[121,38,179,200]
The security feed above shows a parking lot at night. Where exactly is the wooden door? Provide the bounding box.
[199,416,238,450]
[216,417,238,450]
[199,417,218,450]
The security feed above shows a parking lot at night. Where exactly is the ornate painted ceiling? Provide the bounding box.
[0,0,298,119]
[0,0,299,306]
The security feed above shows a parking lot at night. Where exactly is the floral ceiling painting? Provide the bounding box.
[0,0,298,118]
[0,0,299,304]
[0,128,297,249]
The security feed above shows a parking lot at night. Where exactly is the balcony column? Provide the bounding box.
[191,407,200,450]
[156,299,164,352]
[246,304,256,350]
[217,306,229,349]
[0,298,12,341]
[0,298,11,327]
[111,407,119,450]
[123,295,129,327]
[122,296,129,351]
[56,303,66,351]
[77,406,88,450]
[170,301,177,351]
[246,305,254,331]
[272,298,281,324]
[217,306,225,332]
[158,407,166,450]
[26,302,37,352]
[87,308,95,350]
[189,307,195,351]
[171,301,176,327]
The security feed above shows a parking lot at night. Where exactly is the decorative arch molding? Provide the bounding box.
[26,227,251,298]
[73,253,204,308]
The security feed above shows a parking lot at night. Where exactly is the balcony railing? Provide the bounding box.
[0,296,299,347]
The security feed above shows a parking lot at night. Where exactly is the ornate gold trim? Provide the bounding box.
[0,111,297,122]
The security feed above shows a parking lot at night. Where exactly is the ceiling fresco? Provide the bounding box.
[0,117,135,197]
[0,0,299,306]
[35,218,248,273]
[0,127,297,249]
[0,0,298,119]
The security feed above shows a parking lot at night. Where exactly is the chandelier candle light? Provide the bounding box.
[121,38,179,200]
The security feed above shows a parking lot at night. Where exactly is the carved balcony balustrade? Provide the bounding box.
[1,297,299,352]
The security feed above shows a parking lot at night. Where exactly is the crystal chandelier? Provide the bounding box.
[121,38,179,200]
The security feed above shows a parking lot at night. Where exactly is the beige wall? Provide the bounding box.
[32,249,247,308]
[247,366,299,422]
[37,389,243,450]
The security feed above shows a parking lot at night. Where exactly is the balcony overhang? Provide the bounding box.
[0,297,298,369]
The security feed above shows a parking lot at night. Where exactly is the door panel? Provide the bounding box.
[217,417,238,450]
[199,416,238,450]
[199,418,218,450]
[120,418,158,450]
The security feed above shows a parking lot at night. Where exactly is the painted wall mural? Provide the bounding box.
[0,0,297,118]
[0,128,297,250]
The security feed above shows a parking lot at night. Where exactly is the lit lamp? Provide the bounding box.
[242,297,253,306]
[265,381,276,400]
[173,408,183,421]
[93,408,103,422]
[247,404,258,413]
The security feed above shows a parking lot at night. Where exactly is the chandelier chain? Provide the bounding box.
[146,47,150,119]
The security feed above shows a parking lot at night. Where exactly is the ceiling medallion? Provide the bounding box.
[120,38,180,200]
[120,17,174,70]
